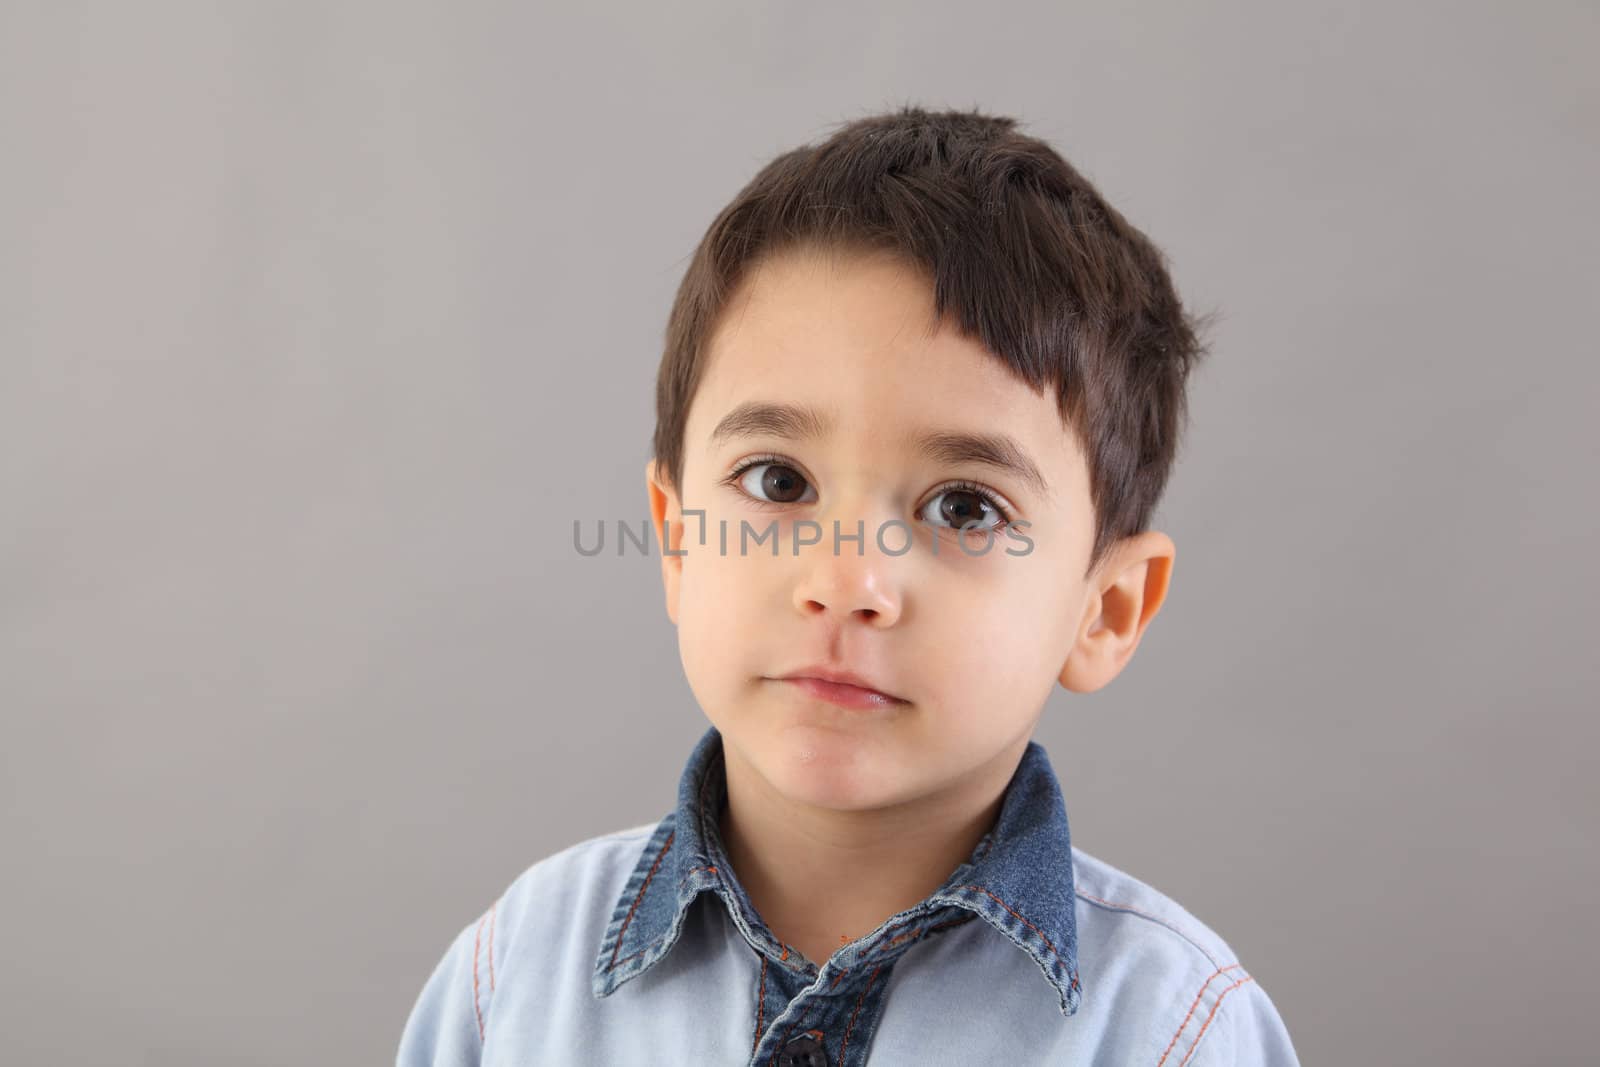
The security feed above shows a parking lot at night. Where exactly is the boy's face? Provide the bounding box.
[647,244,1172,816]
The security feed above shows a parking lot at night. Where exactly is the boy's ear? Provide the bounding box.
[1058,531,1176,694]
[646,459,685,625]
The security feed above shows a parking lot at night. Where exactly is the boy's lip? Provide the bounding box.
[770,665,908,704]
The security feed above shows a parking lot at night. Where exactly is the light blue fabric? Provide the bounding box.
[398,724,1301,1065]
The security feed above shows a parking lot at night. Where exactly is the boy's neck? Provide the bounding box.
[714,735,1028,969]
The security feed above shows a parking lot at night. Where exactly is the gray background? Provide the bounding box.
[2,2,1595,1064]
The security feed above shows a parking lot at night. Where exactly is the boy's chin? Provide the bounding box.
[745,731,918,807]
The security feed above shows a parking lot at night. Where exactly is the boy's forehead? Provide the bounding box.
[700,252,1026,417]
[712,245,939,360]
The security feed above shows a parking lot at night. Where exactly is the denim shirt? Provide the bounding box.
[398,725,1301,1065]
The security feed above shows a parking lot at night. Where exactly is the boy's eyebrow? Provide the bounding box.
[709,400,1051,500]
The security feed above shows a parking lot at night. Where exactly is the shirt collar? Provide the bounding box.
[593,724,1082,1016]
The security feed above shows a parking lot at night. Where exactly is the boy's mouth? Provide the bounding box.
[769,666,909,709]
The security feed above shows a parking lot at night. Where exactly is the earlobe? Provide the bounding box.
[645,459,684,625]
[1058,532,1176,694]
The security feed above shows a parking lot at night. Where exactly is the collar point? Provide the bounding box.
[1056,970,1082,1016]
[590,968,618,1000]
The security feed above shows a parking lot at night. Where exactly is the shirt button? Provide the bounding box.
[778,1033,829,1067]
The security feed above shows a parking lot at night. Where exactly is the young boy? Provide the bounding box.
[398,105,1301,1066]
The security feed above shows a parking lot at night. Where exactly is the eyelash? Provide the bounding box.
[720,452,1016,527]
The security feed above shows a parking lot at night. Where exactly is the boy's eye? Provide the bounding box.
[919,487,1006,531]
[736,462,818,505]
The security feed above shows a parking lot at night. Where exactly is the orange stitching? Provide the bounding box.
[486,900,497,992]
[873,912,973,954]
[472,911,487,1042]
[779,942,788,961]
[838,963,883,1061]
[1155,964,1243,1066]
[871,925,926,954]
[1178,975,1255,1067]
[958,883,1061,959]
[752,953,767,1056]
[607,830,674,971]
[887,928,922,949]
[609,942,655,969]
[863,911,978,958]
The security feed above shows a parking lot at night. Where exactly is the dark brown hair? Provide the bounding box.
[651,104,1217,577]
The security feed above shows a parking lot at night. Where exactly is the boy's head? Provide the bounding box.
[646,105,1212,814]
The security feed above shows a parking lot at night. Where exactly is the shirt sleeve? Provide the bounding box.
[1189,976,1302,1067]
[396,905,497,1067]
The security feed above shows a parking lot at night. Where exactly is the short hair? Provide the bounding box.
[651,103,1217,577]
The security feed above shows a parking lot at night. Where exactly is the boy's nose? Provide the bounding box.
[792,548,903,628]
